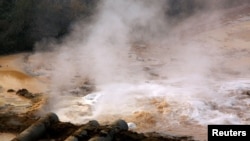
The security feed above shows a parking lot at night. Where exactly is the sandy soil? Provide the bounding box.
[0,54,47,92]
[0,54,47,141]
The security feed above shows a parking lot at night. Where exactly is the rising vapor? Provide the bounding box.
[26,0,250,140]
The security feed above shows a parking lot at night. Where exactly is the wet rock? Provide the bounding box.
[16,89,34,99]
[70,80,96,97]
[7,89,16,93]
[242,90,250,96]
[79,84,95,94]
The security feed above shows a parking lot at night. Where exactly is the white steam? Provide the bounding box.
[26,0,250,140]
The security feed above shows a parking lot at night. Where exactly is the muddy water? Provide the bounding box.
[40,11,250,141]
[1,6,250,141]
[54,9,249,141]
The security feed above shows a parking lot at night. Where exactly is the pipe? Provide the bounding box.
[88,119,128,141]
[64,120,99,141]
[11,113,59,141]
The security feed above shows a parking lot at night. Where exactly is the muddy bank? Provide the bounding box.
[0,87,196,141]
[5,112,196,141]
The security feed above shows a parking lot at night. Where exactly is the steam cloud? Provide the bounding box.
[27,0,250,137]
[31,0,220,117]
[34,0,171,88]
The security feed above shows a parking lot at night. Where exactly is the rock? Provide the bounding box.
[7,89,15,93]
[242,90,250,96]
[16,89,34,99]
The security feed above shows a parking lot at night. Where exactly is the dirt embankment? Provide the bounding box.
[3,112,196,141]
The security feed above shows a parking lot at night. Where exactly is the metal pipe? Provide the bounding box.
[64,120,99,141]
[11,113,59,141]
[88,119,128,141]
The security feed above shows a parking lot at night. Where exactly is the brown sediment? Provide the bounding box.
[0,70,31,80]
[0,112,38,133]
[228,29,250,41]
[0,54,47,116]
[133,111,156,127]
[150,98,170,114]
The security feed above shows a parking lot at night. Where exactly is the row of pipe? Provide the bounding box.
[11,113,129,141]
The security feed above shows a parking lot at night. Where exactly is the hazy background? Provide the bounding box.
[1,0,249,54]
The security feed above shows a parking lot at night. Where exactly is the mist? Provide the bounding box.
[33,0,170,88]
[24,0,250,139]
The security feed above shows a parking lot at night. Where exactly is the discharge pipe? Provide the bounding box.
[11,113,59,141]
[64,120,100,141]
[88,119,128,141]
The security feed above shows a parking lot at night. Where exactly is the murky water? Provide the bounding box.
[22,10,250,140]
[31,37,250,141]
[1,5,249,141]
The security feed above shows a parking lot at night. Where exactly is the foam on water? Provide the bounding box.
[23,2,250,140]
[53,78,250,127]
